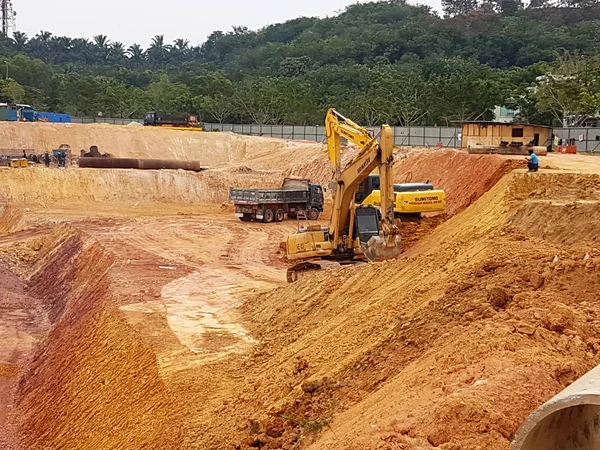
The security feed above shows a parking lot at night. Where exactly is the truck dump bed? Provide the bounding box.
[229,187,310,205]
[229,178,311,205]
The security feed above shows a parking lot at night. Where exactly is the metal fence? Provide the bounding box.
[204,123,463,148]
[71,117,143,125]
[553,127,600,153]
[67,118,600,153]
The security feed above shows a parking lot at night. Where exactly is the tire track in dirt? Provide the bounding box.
[73,215,292,368]
[153,218,291,361]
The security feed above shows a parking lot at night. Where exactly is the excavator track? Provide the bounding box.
[286,260,366,283]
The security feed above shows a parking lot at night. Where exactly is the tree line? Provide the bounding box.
[0,0,599,126]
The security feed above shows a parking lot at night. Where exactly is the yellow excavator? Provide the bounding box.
[357,175,446,222]
[285,109,402,282]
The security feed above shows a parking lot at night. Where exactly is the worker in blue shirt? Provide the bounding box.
[526,149,539,172]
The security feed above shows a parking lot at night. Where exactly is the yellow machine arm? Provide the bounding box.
[326,109,375,177]
[325,108,400,259]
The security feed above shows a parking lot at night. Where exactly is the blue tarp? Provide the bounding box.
[37,112,72,123]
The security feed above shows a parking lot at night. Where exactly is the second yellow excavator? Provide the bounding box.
[285,109,402,282]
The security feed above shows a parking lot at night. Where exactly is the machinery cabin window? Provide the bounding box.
[512,128,524,138]
[354,207,381,243]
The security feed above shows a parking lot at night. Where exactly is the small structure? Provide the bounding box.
[462,121,551,156]
[494,106,519,123]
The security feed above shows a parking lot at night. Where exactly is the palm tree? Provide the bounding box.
[48,36,72,63]
[93,34,110,49]
[36,30,52,42]
[148,34,170,68]
[170,38,190,64]
[71,38,93,64]
[127,43,146,68]
[173,38,189,52]
[11,31,28,52]
[93,34,110,61]
[109,41,126,63]
[28,31,53,59]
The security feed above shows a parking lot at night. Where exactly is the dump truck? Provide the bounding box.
[229,178,324,223]
[143,110,200,127]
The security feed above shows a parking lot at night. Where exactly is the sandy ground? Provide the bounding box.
[0,123,599,450]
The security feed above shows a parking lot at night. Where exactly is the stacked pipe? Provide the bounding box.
[78,158,207,172]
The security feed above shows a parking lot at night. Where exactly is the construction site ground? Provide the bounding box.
[1,122,600,450]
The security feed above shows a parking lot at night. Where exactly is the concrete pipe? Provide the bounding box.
[511,365,600,450]
[78,157,207,172]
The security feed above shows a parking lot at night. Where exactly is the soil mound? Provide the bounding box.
[0,167,285,205]
[0,122,326,167]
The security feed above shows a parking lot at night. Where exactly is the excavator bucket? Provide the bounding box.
[361,234,402,262]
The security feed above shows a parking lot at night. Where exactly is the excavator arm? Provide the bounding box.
[325,109,400,259]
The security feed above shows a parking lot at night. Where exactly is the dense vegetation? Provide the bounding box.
[0,0,599,126]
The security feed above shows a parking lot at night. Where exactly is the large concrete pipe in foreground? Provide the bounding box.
[78,157,208,172]
[511,365,600,450]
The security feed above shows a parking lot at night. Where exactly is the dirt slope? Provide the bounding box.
[234,171,600,450]
[0,122,326,166]
[13,226,183,449]
[393,149,523,215]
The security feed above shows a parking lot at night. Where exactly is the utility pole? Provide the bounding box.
[1,0,15,39]
[1,0,8,38]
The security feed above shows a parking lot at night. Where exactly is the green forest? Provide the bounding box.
[0,0,599,126]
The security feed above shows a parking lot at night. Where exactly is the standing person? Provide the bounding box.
[526,149,539,172]
[42,151,50,168]
[57,151,66,168]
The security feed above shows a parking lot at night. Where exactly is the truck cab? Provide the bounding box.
[143,111,158,126]
[309,183,325,211]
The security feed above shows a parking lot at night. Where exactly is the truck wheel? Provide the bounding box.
[308,208,320,221]
[263,209,274,223]
[240,214,252,222]
[275,209,285,222]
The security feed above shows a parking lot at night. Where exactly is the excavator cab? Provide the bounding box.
[353,206,381,244]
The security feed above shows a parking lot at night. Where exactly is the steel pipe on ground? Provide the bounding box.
[78,157,207,172]
[511,365,600,450]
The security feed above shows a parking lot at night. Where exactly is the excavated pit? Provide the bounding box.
[0,227,184,449]
[2,124,600,450]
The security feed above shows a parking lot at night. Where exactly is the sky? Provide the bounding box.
[12,0,442,47]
